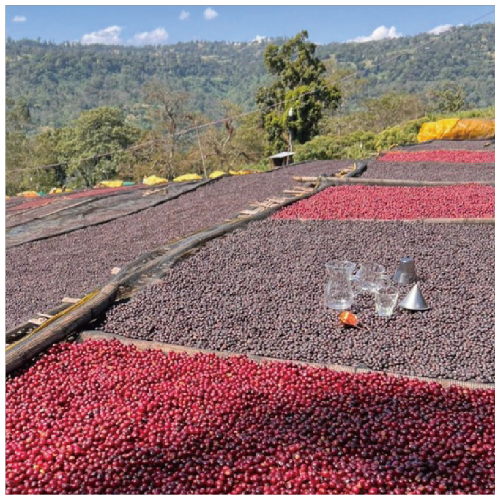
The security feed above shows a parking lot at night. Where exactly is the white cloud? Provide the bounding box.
[348,25,402,43]
[179,10,190,21]
[252,35,268,43]
[204,7,218,20]
[81,25,123,45]
[13,15,26,22]
[130,27,168,45]
[428,24,453,35]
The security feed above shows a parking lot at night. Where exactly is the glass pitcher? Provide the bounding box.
[324,260,356,310]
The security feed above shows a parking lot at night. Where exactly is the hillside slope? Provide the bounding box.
[6,23,494,129]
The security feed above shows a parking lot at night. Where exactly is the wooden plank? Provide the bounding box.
[62,297,80,304]
[293,176,495,187]
[418,218,495,224]
[28,318,46,326]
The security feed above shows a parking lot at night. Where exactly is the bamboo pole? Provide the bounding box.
[6,297,85,343]
[6,285,118,375]
[293,177,495,187]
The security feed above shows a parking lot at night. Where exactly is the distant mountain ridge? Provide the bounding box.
[6,23,494,130]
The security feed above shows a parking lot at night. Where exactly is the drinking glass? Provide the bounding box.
[356,262,386,294]
[374,284,399,318]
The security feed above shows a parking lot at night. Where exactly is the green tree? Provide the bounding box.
[31,127,70,190]
[230,112,266,167]
[362,93,425,130]
[6,98,31,194]
[144,81,192,178]
[320,64,367,136]
[256,30,341,154]
[58,107,140,187]
[428,83,467,113]
[198,100,239,172]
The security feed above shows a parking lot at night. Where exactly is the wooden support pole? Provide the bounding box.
[195,127,207,179]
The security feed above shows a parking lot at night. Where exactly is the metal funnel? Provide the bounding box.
[393,257,418,285]
[399,283,430,311]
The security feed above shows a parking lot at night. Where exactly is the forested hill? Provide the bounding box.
[6,23,494,129]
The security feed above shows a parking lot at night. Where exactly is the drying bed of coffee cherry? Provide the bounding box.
[393,140,494,151]
[6,339,494,495]
[363,161,495,182]
[6,202,68,229]
[101,219,494,383]
[272,184,495,221]
[5,161,352,330]
[380,150,495,164]
[5,184,145,215]
[5,183,171,230]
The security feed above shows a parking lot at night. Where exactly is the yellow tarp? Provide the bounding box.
[143,175,168,186]
[17,191,39,198]
[173,173,203,182]
[229,169,254,176]
[96,180,124,188]
[418,118,495,142]
[49,187,73,194]
[209,170,227,179]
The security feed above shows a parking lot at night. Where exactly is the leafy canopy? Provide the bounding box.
[256,30,341,154]
[57,107,141,187]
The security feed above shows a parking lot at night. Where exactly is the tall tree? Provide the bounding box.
[321,63,367,136]
[256,30,341,154]
[144,81,192,178]
[57,107,140,187]
[198,101,239,172]
[6,98,31,194]
[428,82,467,113]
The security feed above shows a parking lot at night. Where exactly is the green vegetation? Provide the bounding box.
[257,30,340,154]
[57,107,141,187]
[6,23,494,131]
[294,106,495,162]
[5,25,495,196]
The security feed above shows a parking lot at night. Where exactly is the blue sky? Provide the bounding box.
[5,5,495,46]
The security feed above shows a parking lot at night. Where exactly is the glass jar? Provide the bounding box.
[324,260,356,310]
